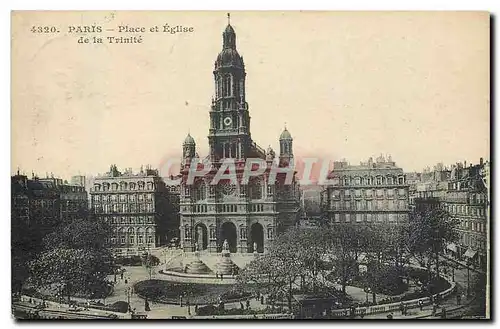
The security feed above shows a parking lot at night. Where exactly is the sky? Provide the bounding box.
[11,11,490,180]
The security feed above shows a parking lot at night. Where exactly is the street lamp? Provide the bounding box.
[127,287,131,313]
[466,260,471,298]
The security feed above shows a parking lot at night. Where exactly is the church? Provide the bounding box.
[178,17,301,254]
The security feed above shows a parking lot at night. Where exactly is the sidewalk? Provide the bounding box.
[361,291,472,319]
[439,254,485,275]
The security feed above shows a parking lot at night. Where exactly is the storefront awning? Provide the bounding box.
[464,248,477,258]
[446,243,457,253]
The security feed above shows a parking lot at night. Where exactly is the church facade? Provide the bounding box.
[178,20,301,254]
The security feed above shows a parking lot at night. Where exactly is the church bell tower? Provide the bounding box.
[208,14,252,162]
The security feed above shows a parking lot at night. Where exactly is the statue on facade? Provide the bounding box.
[194,242,199,252]
[223,239,229,252]
[253,242,258,253]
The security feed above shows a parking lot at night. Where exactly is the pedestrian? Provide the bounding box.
[240,301,244,309]
[441,307,447,319]
[180,295,183,307]
[418,300,423,311]
[220,273,224,281]
[456,294,461,305]
[432,303,437,316]
[400,301,404,315]
[120,272,124,280]
[216,272,218,279]
[125,279,128,284]
[261,296,264,304]
[404,304,408,316]
[246,299,250,310]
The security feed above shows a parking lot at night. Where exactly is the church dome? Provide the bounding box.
[215,21,244,69]
[280,127,292,140]
[215,48,243,68]
[183,133,195,145]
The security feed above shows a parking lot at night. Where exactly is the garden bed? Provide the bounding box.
[133,279,252,305]
[196,304,284,316]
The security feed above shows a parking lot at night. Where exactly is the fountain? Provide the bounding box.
[215,239,239,275]
[184,242,212,274]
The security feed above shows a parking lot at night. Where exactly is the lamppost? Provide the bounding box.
[127,287,131,313]
[466,260,471,298]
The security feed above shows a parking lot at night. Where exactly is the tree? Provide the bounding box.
[28,218,114,301]
[408,207,458,285]
[142,254,160,280]
[11,218,44,295]
[366,223,409,272]
[297,228,329,293]
[467,272,487,317]
[324,224,372,294]
[237,227,328,310]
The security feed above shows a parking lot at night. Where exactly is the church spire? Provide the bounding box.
[223,13,236,50]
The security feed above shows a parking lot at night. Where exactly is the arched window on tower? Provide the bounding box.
[215,76,220,98]
[249,178,262,200]
[227,75,232,97]
[222,75,232,97]
[195,181,206,201]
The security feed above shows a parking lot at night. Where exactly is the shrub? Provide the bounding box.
[143,254,160,266]
[196,304,218,316]
[115,255,143,266]
[108,301,129,313]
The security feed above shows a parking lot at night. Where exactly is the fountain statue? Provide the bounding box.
[184,241,210,274]
[215,239,239,275]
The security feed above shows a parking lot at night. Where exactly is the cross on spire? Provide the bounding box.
[227,13,230,25]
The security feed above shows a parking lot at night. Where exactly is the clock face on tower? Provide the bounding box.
[223,117,232,127]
